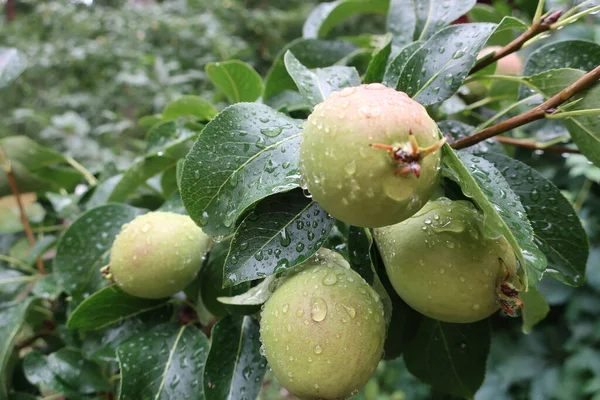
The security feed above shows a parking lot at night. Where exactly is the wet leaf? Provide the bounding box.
[347,226,375,284]
[302,0,388,38]
[204,316,266,400]
[364,33,393,84]
[521,287,550,333]
[145,120,197,157]
[404,318,490,398]
[161,95,217,121]
[526,68,600,168]
[47,348,110,394]
[223,190,334,286]
[0,47,27,88]
[483,153,588,287]
[264,39,358,100]
[206,60,263,103]
[439,120,505,154]
[117,324,209,400]
[180,103,303,236]
[0,299,35,399]
[398,23,497,105]
[23,350,81,398]
[520,40,600,99]
[387,0,417,48]
[54,204,145,297]
[413,0,476,41]
[284,50,360,108]
[67,285,170,330]
[217,275,276,306]
[442,145,547,287]
[382,41,424,89]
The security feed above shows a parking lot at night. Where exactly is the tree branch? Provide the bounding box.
[0,145,45,274]
[451,64,600,150]
[469,10,562,75]
[494,136,580,154]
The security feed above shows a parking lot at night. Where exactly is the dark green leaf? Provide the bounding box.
[23,350,81,399]
[387,0,417,48]
[482,153,588,286]
[284,50,360,108]
[0,48,27,88]
[347,227,375,284]
[521,287,550,333]
[382,41,424,89]
[32,274,61,300]
[54,204,145,297]
[161,95,217,121]
[204,316,267,400]
[398,23,497,105]
[302,0,388,39]
[0,267,32,302]
[206,60,264,103]
[264,39,358,100]
[67,285,170,330]
[157,191,186,215]
[180,103,303,236]
[364,33,393,84]
[117,324,209,400]
[145,120,197,157]
[526,68,600,167]
[47,348,110,394]
[404,318,490,398]
[520,40,600,99]
[442,146,547,287]
[223,190,334,286]
[438,120,505,154]
[1,299,34,399]
[413,0,476,41]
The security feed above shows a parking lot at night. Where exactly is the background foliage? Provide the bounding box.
[1,0,600,399]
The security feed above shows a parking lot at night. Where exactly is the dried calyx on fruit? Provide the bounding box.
[259,248,386,400]
[104,211,212,299]
[374,198,522,323]
[299,83,445,228]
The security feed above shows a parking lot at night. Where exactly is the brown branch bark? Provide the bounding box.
[451,64,600,150]
[470,10,563,75]
[495,136,580,154]
[5,0,16,22]
[0,145,45,274]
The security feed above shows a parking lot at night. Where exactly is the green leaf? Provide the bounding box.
[200,241,251,317]
[54,204,145,297]
[364,33,393,84]
[223,190,334,286]
[32,274,61,300]
[23,350,81,398]
[161,95,217,121]
[438,120,505,154]
[521,287,550,333]
[413,0,476,41]
[398,23,497,105]
[0,200,45,234]
[67,285,170,330]
[47,348,110,394]
[0,48,27,88]
[482,153,588,286]
[145,120,197,157]
[347,227,375,284]
[0,299,34,399]
[520,40,600,99]
[302,0,388,39]
[217,275,276,306]
[526,68,600,167]
[204,316,267,400]
[468,5,527,46]
[387,0,417,47]
[382,41,424,89]
[0,136,82,196]
[0,268,31,302]
[404,318,490,398]
[442,146,547,287]
[180,103,303,236]
[284,50,361,108]
[108,156,178,202]
[206,60,264,103]
[117,324,209,400]
[264,39,358,100]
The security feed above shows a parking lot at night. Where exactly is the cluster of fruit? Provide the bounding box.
[105,56,523,398]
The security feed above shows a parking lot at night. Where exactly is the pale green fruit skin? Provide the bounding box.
[260,249,385,400]
[299,83,442,228]
[110,211,212,299]
[374,198,517,323]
